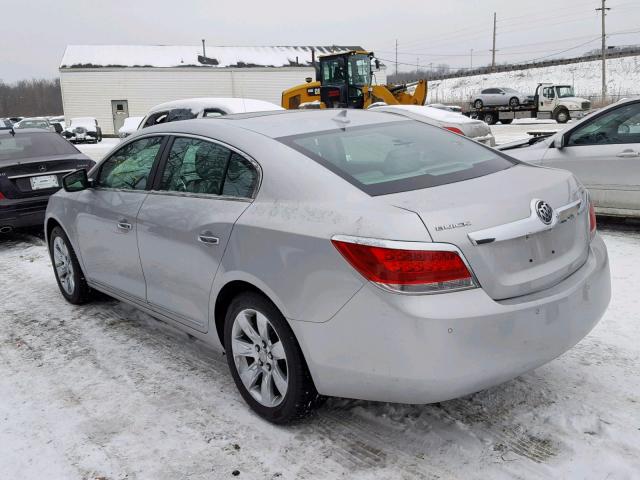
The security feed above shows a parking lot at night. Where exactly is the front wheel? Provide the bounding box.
[224,292,320,424]
[555,109,570,124]
[49,226,92,304]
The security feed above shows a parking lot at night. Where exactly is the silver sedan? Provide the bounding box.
[500,97,640,218]
[45,110,610,423]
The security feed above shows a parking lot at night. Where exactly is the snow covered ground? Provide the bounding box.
[1,129,639,478]
[1,224,638,479]
[427,55,640,104]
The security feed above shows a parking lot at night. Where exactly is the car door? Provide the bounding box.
[136,135,259,332]
[541,100,640,214]
[75,135,166,300]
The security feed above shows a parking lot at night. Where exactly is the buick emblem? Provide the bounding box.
[535,200,554,225]
[38,164,47,172]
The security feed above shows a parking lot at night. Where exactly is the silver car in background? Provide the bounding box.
[45,110,610,423]
[473,87,530,109]
[370,104,496,146]
[500,97,640,218]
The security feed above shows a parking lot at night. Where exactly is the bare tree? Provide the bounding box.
[0,78,63,117]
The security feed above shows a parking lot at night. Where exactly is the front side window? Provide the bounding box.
[167,108,197,122]
[97,136,163,190]
[347,56,372,86]
[568,102,640,146]
[279,121,514,196]
[143,111,169,128]
[158,137,258,198]
[543,87,555,98]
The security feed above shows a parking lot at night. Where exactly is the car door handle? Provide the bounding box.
[117,220,132,231]
[198,232,219,245]
[616,149,640,158]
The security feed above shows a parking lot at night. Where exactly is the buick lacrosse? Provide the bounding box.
[46,110,610,423]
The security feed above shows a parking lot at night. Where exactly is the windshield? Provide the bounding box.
[348,55,372,86]
[278,121,515,195]
[0,132,79,160]
[556,86,575,98]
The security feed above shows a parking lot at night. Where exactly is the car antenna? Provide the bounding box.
[332,109,350,129]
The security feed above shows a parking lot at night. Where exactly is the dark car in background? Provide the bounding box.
[0,129,94,232]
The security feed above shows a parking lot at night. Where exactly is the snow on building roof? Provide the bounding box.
[60,45,364,69]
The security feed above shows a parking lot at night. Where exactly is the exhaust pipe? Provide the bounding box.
[0,226,13,234]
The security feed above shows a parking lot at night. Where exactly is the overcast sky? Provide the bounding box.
[2,0,639,82]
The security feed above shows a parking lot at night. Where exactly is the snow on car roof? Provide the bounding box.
[373,104,480,124]
[60,45,363,69]
[147,97,284,115]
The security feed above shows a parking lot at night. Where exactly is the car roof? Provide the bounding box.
[372,104,479,125]
[147,97,284,115]
[140,109,409,139]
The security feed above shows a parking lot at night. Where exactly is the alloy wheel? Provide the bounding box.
[53,236,75,295]
[231,308,289,407]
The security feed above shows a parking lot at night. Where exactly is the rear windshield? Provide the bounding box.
[278,120,515,195]
[0,132,80,161]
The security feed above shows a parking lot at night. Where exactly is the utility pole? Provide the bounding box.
[596,0,611,101]
[395,39,398,76]
[470,48,473,69]
[491,12,497,71]
[416,57,419,73]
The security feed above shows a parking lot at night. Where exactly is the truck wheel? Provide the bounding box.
[501,119,513,125]
[474,99,483,109]
[509,97,519,107]
[555,109,570,124]
[483,113,497,125]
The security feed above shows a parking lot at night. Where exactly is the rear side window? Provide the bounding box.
[278,121,514,196]
[158,137,258,198]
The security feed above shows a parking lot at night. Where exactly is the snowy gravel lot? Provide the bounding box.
[1,128,639,480]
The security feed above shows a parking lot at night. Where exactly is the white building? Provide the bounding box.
[59,45,387,135]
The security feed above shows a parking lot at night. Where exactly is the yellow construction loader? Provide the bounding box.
[281,50,427,109]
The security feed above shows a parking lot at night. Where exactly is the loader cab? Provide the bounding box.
[319,51,373,109]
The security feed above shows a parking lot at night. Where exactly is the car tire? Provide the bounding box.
[555,108,570,124]
[509,97,519,107]
[501,119,513,125]
[483,112,497,125]
[224,291,321,424]
[474,99,483,109]
[49,226,92,304]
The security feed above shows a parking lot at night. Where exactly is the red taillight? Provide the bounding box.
[444,126,465,136]
[589,201,597,236]
[0,191,5,201]
[331,237,476,293]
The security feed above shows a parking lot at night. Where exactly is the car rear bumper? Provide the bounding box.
[291,234,610,404]
[0,195,50,229]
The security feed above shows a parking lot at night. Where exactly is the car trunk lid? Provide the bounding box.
[0,154,92,199]
[380,164,591,300]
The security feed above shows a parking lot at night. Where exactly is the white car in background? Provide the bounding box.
[369,104,496,146]
[63,117,102,143]
[138,98,284,130]
[118,116,143,139]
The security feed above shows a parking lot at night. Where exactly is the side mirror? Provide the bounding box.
[63,169,91,192]
[53,123,63,134]
[553,134,566,150]
[375,59,380,70]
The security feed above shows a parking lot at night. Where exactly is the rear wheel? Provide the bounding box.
[224,292,320,424]
[509,97,519,107]
[474,99,483,109]
[49,226,92,304]
[483,112,497,125]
